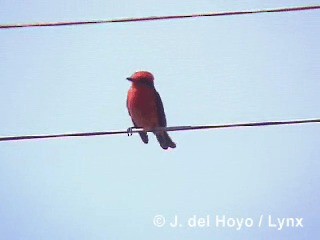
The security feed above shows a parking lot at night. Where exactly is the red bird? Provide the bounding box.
[126,71,176,150]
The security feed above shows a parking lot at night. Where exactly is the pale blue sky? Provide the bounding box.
[1,1,320,239]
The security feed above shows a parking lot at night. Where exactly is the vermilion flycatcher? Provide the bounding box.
[126,71,176,150]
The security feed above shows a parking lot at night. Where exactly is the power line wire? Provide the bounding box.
[1,5,319,30]
[0,118,319,142]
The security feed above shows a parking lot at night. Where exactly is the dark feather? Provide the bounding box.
[154,90,167,127]
[154,91,176,149]
[134,121,149,144]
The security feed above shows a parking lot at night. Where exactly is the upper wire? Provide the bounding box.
[1,5,319,29]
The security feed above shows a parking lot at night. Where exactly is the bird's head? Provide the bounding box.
[127,71,154,87]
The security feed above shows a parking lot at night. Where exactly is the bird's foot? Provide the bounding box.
[127,127,134,136]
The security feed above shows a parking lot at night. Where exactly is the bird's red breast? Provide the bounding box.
[127,81,160,131]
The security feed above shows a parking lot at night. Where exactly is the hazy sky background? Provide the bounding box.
[1,1,319,239]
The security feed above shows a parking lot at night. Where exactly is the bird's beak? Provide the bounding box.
[126,77,133,82]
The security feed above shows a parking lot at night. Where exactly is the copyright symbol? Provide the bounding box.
[153,215,166,227]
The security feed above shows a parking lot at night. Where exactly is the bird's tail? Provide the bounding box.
[138,131,149,144]
[155,131,176,150]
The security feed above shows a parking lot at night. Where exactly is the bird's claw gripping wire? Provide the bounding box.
[127,127,134,136]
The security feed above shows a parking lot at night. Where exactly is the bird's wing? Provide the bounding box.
[154,91,176,149]
[155,90,167,127]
